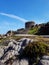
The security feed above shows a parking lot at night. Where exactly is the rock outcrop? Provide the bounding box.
[0,38,33,65]
[0,38,49,65]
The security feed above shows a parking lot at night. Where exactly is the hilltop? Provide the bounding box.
[4,21,49,35]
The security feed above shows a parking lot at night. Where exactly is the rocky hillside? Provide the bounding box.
[0,38,49,65]
[5,22,49,35]
[37,22,49,35]
[28,22,49,35]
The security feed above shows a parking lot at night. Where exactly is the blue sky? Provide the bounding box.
[0,0,49,34]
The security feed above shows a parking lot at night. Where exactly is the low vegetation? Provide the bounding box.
[28,27,39,34]
[0,35,49,65]
[28,22,49,35]
[21,41,49,65]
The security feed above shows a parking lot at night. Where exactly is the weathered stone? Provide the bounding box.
[0,47,4,58]
[0,38,49,65]
[0,38,33,65]
[25,21,35,29]
[37,55,49,65]
[12,59,28,65]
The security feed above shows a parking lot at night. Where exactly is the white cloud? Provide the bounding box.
[0,13,28,22]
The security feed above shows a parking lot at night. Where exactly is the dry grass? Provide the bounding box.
[0,35,49,46]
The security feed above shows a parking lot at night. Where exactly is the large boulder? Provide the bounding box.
[0,38,49,65]
[0,38,33,65]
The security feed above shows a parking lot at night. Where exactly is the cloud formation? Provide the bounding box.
[0,13,28,22]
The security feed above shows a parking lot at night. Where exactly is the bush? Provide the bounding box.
[28,27,39,34]
[23,42,47,58]
[21,41,48,65]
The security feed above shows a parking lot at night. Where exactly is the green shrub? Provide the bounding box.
[28,27,39,34]
[23,42,47,58]
[21,41,48,65]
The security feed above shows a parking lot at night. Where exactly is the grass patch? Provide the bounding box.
[28,27,39,34]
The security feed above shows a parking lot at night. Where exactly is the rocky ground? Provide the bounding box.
[0,38,49,65]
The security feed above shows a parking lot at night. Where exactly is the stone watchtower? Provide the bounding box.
[25,21,35,29]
